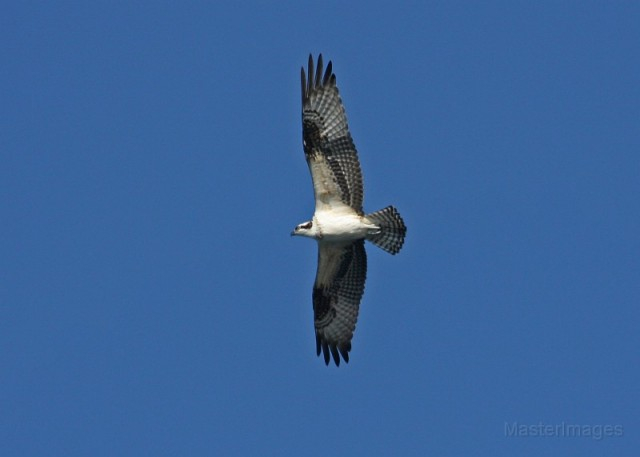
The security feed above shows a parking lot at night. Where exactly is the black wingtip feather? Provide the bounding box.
[315,54,323,90]
[307,54,314,95]
[322,341,330,365]
[330,346,340,367]
[323,60,333,85]
[301,67,306,105]
[339,345,350,364]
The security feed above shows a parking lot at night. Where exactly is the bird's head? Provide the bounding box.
[291,220,315,238]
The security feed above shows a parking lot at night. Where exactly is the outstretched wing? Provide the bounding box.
[313,240,367,366]
[301,54,364,214]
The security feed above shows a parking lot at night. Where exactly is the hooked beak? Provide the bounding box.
[290,230,296,237]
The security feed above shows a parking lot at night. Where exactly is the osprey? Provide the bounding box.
[292,54,407,366]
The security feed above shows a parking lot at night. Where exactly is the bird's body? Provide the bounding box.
[297,207,379,241]
[292,54,407,366]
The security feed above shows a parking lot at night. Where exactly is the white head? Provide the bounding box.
[291,220,317,238]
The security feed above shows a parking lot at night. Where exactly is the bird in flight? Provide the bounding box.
[292,54,407,366]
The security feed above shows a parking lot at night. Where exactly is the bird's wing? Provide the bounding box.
[313,239,367,366]
[301,54,364,214]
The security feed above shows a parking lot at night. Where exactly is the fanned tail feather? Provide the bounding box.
[365,206,406,255]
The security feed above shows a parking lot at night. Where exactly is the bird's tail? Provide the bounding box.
[365,206,407,255]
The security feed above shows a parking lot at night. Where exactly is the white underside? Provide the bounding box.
[313,205,378,241]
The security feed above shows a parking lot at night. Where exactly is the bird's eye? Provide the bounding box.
[302,221,313,229]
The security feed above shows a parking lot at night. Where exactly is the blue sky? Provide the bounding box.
[2,2,638,456]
